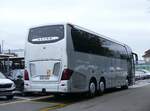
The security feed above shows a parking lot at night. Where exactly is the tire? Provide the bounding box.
[88,81,97,97]
[99,80,105,95]
[6,95,14,100]
[121,79,129,89]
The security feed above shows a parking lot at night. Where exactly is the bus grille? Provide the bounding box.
[0,84,12,88]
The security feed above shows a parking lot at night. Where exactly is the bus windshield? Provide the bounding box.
[28,25,64,44]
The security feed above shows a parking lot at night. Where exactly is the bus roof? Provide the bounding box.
[67,23,127,47]
[29,22,130,48]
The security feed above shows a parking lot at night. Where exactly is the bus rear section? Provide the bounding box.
[24,24,70,93]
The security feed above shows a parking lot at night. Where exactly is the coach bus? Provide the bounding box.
[24,23,138,96]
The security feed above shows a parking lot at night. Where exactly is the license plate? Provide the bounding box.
[40,75,50,80]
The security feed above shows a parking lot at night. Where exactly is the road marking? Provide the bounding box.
[0,95,53,106]
[40,103,67,111]
[15,96,31,100]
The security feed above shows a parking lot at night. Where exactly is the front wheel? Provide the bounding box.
[121,79,129,89]
[99,80,105,95]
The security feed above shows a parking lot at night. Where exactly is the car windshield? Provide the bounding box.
[0,72,6,79]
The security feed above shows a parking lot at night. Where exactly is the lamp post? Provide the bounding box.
[1,40,4,54]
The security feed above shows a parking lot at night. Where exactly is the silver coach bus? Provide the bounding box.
[24,23,138,96]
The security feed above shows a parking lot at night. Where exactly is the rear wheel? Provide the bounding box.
[121,79,129,89]
[89,81,97,97]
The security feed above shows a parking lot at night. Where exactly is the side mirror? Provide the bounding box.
[132,53,138,64]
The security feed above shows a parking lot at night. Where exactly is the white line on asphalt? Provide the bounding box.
[14,96,31,100]
[0,95,53,106]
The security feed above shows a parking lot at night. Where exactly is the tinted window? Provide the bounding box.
[71,28,112,56]
[71,28,100,55]
[108,42,128,59]
[71,27,128,59]
[28,25,64,44]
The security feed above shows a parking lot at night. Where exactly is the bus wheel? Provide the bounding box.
[99,80,105,95]
[121,79,129,89]
[89,81,96,97]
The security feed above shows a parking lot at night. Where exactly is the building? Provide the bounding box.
[0,54,24,77]
[3,49,24,57]
[143,49,150,63]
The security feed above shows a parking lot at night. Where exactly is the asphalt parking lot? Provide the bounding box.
[0,94,61,111]
[0,89,139,111]
[0,92,88,111]
[1,79,150,111]
[0,93,53,105]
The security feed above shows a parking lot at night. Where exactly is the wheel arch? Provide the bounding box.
[90,77,97,88]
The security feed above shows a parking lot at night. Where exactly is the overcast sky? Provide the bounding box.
[0,0,150,59]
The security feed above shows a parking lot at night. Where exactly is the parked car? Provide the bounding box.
[0,72,16,99]
[135,69,150,80]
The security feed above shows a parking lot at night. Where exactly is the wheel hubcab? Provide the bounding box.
[90,82,96,94]
[100,81,105,92]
